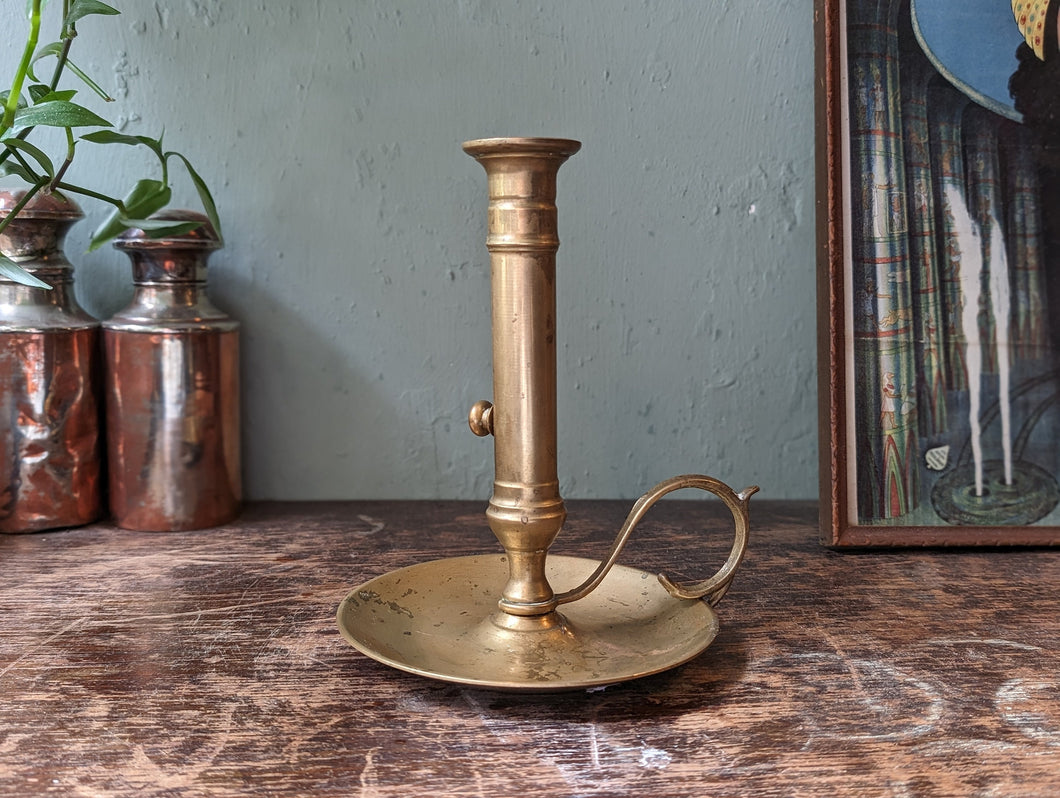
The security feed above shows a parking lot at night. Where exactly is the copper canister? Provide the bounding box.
[0,190,102,533]
[103,212,240,531]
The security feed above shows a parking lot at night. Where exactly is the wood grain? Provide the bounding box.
[1,500,1059,796]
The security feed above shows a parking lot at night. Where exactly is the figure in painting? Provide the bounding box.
[880,373,900,430]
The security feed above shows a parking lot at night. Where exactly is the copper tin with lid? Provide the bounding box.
[0,190,102,532]
[103,212,240,531]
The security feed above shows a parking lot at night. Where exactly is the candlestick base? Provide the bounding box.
[337,554,720,692]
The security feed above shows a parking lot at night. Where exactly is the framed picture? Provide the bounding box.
[816,0,1060,545]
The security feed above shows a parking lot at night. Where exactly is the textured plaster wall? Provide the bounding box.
[0,1,817,500]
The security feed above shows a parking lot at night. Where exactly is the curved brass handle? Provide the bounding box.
[554,474,758,608]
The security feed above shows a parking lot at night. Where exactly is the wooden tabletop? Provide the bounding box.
[2,500,1058,796]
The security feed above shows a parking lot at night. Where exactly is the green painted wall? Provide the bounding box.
[1,1,817,500]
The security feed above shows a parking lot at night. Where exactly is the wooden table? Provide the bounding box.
[2,500,1059,796]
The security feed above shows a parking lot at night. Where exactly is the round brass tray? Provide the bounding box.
[336,554,720,692]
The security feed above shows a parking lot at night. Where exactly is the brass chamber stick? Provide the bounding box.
[337,137,757,691]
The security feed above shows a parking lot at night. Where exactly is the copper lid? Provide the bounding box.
[0,188,82,220]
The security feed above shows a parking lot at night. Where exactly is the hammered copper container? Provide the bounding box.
[0,190,102,533]
[103,213,240,531]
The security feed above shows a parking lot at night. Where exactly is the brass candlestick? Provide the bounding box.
[337,137,757,691]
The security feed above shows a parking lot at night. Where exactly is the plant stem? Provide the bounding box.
[48,128,76,191]
[49,38,75,92]
[0,128,29,168]
[54,181,123,208]
[0,175,49,238]
[5,145,38,178]
[0,16,75,170]
[52,1,75,89]
[3,0,43,134]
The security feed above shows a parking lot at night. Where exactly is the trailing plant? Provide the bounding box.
[0,0,221,289]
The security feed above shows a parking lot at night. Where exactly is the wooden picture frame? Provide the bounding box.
[816,0,1060,545]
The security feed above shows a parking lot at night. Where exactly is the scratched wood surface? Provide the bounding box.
[1,500,1059,797]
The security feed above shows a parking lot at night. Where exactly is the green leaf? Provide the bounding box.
[65,0,120,28]
[28,43,114,103]
[81,130,165,162]
[89,179,171,251]
[168,152,223,244]
[121,217,194,231]
[14,100,111,129]
[28,87,76,104]
[126,181,173,216]
[133,220,204,238]
[62,60,114,103]
[27,42,64,83]
[80,131,141,146]
[0,160,36,182]
[0,91,28,112]
[0,254,52,290]
[2,137,54,177]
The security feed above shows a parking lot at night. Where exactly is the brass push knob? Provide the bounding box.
[468,400,494,436]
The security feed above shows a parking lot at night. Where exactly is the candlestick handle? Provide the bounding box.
[553,475,758,608]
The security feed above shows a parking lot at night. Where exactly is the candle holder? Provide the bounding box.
[337,138,757,691]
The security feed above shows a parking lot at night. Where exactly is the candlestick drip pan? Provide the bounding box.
[337,554,719,692]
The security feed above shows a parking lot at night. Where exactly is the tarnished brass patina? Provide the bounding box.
[338,138,757,690]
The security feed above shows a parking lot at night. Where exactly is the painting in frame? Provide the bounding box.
[816,0,1060,545]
